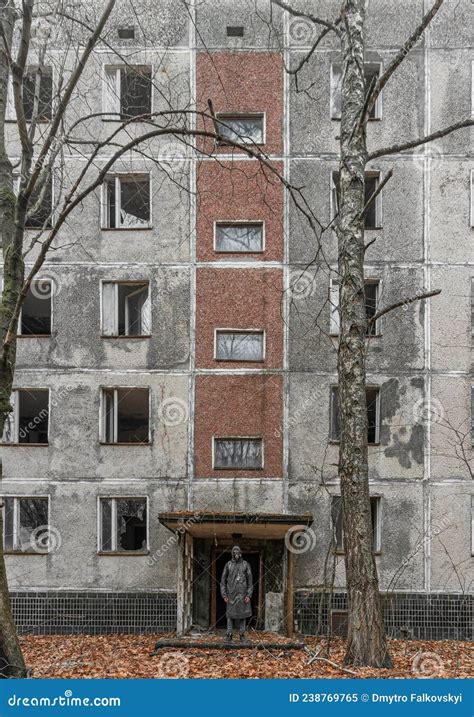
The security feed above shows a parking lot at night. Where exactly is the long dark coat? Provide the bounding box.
[220,558,253,619]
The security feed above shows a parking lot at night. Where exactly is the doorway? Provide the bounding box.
[211,548,262,630]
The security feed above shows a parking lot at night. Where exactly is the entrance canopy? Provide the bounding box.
[158,511,313,540]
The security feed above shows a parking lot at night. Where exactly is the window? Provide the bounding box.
[216,114,264,145]
[227,26,244,37]
[330,386,380,444]
[100,387,150,444]
[2,389,49,444]
[330,278,379,335]
[7,67,53,122]
[2,497,50,553]
[213,437,263,469]
[99,497,147,553]
[331,495,381,552]
[19,281,52,336]
[101,282,151,336]
[331,63,381,120]
[215,222,264,253]
[471,170,474,227]
[102,174,151,229]
[103,66,152,119]
[23,176,53,229]
[117,27,135,39]
[215,330,264,361]
[332,171,381,229]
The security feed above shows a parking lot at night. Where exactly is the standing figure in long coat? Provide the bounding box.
[220,545,253,641]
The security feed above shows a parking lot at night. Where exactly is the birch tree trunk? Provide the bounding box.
[0,4,27,678]
[337,0,391,667]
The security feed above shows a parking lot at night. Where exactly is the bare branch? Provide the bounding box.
[364,0,444,121]
[368,118,474,160]
[369,289,441,326]
[288,18,342,77]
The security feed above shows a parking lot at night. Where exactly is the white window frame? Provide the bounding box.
[214,328,266,362]
[2,388,50,445]
[6,65,54,123]
[97,495,149,554]
[215,112,266,146]
[329,275,381,335]
[99,387,151,444]
[213,220,265,253]
[330,62,382,120]
[18,278,54,336]
[102,64,153,120]
[212,436,264,470]
[101,173,152,230]
[100,280,151,337]
[330,170,382,228]
[2,495,51,553]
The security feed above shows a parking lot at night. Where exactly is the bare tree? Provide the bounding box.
[273,0,474,667]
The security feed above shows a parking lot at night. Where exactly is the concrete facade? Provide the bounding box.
[2,0,473,639]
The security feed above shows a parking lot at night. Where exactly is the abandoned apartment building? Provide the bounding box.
[1,0,473,640]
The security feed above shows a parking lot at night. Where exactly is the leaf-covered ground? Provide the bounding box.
[20,632,473,679]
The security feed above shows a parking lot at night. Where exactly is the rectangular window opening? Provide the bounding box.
[25,177,53,229]
[330,386,380,444]
[329,278,380,336]
[102,174,150,229]
[216,114,264,145]
[213,437,263,470]
[102,281,151,336]
[332,171,381,229]
[22,67,53,121]
[20,282,52,336]
[215,222,263,253]
[226,26,244,37]
[104,66,152,119]
[101,387,150,444]
[331,63,381,120]
[215,330,264,361]
[2,496,50,553]
[118,27,135,39]
[2,389,49,444]
[99,497,147,553]
[331,495,381,552]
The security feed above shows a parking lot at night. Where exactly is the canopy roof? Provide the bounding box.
[158,511,313,539]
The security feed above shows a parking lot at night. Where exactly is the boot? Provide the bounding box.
[239,633,246,642]
[225,632,233,642]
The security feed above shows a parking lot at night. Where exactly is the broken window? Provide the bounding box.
[99,497,147,552]
[2,389,49,444]
[102,174,151,229]
[2,496,50,553]
[330,386,380,444]
[213,438,263,469]
[215,222,264,253]
[332,171,381,229]
[19,281,52,335]
[329,278,379,335]
[101,282,151,336]
[104,66,152,119]
[24,176,53,229]
[216,114,264,145]
[331,495,381,552]
[331,63,381,120]
[101,387,150,444]
[8,67,53,122]
[215,330,264,361]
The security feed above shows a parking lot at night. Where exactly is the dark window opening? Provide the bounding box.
[26,178,53,229]
[332,172,380,229]
[23,69,52,121]
[120,68,152,118]
[103,175,150,229]
[18,389,49,444]
[364,281,379,335]
[3,497,49,552]
[100,497,147,552]
[226,26,244,37]
[118,27,135,39]
[331,495,380,552]
[20,283,52,335]
[102,387,149,444]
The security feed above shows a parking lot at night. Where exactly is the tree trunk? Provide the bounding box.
[337,0,391,668]
[0,5,27,678]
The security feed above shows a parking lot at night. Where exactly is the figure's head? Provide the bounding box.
[232,545,242,561]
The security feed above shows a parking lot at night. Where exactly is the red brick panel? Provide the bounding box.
[196,52,283,155]
[197,160,283,262]
[196,267,283,369]
[195,375,283,479]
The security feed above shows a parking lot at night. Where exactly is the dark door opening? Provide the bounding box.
[213,550,261,630]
